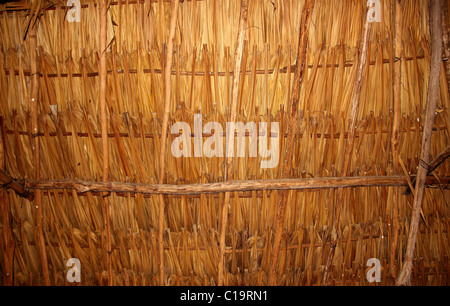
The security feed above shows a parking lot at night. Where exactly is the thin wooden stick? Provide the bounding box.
[99,0,112,286]
[2,55,428,79]
[426,145,450,173]
[403,144,450,195]
[218,0,248,286]
[0,117,13,286]
[29,19,51,286]
[390,0,402,280]
[442,0,450,93]
[397,0,443,285]
[0,187,13,285]
[189,47,197,110]
[158,0,180,286]
[268,0,315,286]
[322,9,372,285]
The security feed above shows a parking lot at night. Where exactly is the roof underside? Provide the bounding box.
[0,0,449,286]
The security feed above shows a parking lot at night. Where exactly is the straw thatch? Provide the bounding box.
[0,0,449,286]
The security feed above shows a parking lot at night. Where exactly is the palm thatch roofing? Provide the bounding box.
[0,0,449,286]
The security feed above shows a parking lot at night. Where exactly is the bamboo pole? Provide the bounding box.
[390,0,402,280]
[99,0,112,286]
[322,9,372,285]
[218,0,248,286]
[29,19,51,286]
[20,175,450,195]
[268,0,315,286]
[158,0,180,286]
[397,0,443,286]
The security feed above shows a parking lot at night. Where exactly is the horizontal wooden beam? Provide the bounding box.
[23,175,450,196]
[2,170,449,199]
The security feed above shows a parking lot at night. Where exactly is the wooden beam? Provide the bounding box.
[268,0,315,286]
[99,0,112,286]
[390,0,403,280]
[16,175,449,197]
[396,0,443,286]
[442,0,450,93]
[2,168,449,199]
[0,117,13,286]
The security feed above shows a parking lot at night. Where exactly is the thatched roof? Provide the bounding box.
[0,0,449,286]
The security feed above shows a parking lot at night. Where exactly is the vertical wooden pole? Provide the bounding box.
[441,0,450,147]
[99,0,112,286]
[268,0,315,286]
[390,0,402,280]
[158,0,180,286]
[396,0,442,286]
[441,0,450,93]
[218,0,248,287]
[322,8,372,285]
[0,116,13,286]
[29,19,50,286]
